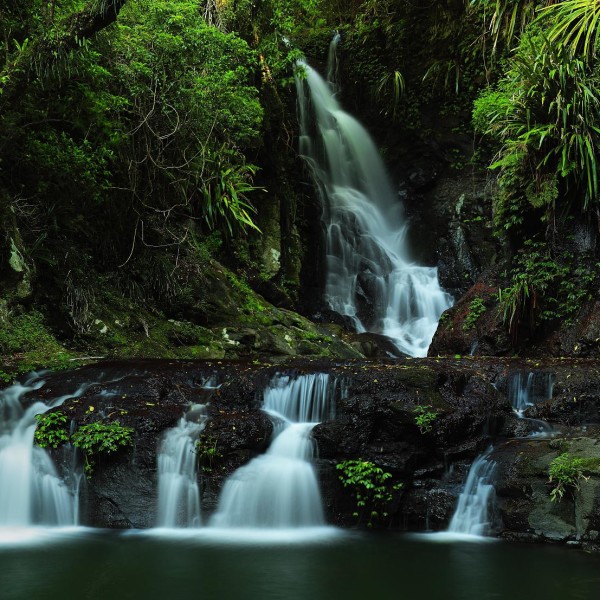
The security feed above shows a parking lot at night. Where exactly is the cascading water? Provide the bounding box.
[296,37,453,357]
[156,375,219,528]
[507,371,554,435]
[211,373,332,528]
[447,450,496,537]
[508,371,555,416]
[0,374,87,528]
[156,405,208,528]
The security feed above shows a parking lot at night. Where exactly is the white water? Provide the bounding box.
[508,372,554,416]
[296,38,452,357]
[156,406,207,528]
[211,373,332,528]
[0,375,87,528]
[448,451,496,537]
[507,372,554,435]
[156,375,218,528]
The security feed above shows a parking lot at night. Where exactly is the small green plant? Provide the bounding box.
[196,434,222,473]
[548,452,588,502]
[336,459,402,527]
[463,296,487,331]
[72,421,134,477]
[413,405,438,434]
[496,240,596,340]
[34,411,70,448]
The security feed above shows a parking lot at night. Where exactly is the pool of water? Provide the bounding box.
[1,528,599,600]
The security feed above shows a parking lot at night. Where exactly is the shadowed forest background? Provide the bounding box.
[3,1,600,375]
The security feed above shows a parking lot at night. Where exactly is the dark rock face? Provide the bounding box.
[431,262,600,361]
[20,357,600,552]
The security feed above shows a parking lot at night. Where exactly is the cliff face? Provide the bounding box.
[21,357,600,551]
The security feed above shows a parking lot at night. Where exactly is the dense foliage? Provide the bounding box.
[0,0,318,366]
[548,452,588,502]
[2,0,600,360]
[336,459,402,527]
[34,409,134,477]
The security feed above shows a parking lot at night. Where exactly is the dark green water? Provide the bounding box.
[1,528,599,600]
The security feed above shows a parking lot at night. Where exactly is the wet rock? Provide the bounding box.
[430,271,510,357]
[491,432,600,549]
[19,356,600,551]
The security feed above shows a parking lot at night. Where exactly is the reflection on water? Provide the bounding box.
[0,530,600,600]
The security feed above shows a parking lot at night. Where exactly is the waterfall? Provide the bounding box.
[156,375,218,528]
[448,451,496,537]
[210,373,332,528]
[507,372,554,417]
[0,375,86,528]
[156,406,207,528]
[507,372,554,435]
[296,38,453,357]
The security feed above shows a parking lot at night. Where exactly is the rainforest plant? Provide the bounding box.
[72,421,134,477]
[196,434,222,473]
[463,297,487,331]
[413,405,439,434]
[34,411,70,449]
[474,30,600,233]
[548,452,588,502]
[336,459,402,527]
[34,412,134,478]
[541,0,600,60]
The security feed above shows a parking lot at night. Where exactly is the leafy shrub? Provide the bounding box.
[548,452,588,502]
[497,240,596,338]
[71,421,134,477]
[34,410,134,477]
[463,296,487,331]
[196,434,222,473]
[413,405,439,434]
[474,28,600,238]
[34,411,70,449]
[336,459,402,527]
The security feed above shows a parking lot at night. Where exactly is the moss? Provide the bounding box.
[62,284,227,360]
[224,271,271,322]
[579,458,600,475]
[0,309,77,375]
[393,366,446,408]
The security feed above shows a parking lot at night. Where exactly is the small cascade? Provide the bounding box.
[156,406,208,528]
[508,372,554,416]
[448,451,496,537]
[211,373,332,528]
[296,37,453,357]
[156,375,217,528]
[0,375,87,528]
[507,371,554,435]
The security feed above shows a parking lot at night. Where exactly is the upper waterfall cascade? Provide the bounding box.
[296,37,453,357]
[210,373,333,528]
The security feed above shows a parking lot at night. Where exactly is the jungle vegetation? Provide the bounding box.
[1,0,600,364]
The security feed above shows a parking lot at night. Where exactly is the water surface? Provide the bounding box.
[1,530,599,600]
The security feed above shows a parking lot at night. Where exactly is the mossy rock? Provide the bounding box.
[390,366,446,409]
